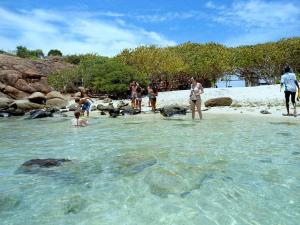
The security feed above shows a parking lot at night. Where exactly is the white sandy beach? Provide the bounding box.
[82,84,299,118]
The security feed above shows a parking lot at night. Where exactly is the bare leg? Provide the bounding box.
[190,101,195,120]
[196,100,202,119]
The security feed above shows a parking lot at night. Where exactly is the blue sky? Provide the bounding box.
[0,0,300,56]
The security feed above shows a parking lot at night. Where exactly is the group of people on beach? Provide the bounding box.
[129,81,158,112]
[71,65,299,127]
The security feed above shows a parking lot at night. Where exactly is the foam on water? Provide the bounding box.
[0,114,299,225]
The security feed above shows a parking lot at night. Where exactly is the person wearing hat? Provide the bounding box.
[280,66,299,116]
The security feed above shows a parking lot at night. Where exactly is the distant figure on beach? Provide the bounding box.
[71,111,88,127]
[136,85,143,110]
[75,97,93,117]
[148,84,158,111]
[190,77,204,120]
[280,66,299,116]
[130,81,138,108]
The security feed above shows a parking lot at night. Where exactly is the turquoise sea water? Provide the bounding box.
[0,114,299,225]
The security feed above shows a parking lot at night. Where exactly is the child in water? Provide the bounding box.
[71,111,88,127]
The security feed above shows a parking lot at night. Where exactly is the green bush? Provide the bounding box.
[48,49,63,57]
[94,60,148,98]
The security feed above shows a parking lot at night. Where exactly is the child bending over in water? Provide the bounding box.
[71,111,88,127]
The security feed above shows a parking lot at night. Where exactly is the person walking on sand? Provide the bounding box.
[75,97,93,117]
[190,77,204,120]
[71,111,88,127]
[280,66,299,116]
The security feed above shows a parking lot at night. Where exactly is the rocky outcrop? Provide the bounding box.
[204,97,233,107]
[0,54,72,99]
[159,105,187,117]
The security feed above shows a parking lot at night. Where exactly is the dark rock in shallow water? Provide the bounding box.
[260,110,271,114]
[21,158,71,168]
[28,109,53,119]
[97,104,114,111]
[120,105,141,115]
[109,108,120,118]
[159,105,187,117]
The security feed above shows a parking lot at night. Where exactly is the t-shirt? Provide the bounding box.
[281,72,297,92]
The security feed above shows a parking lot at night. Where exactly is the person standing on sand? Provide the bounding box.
[130,81,138,108]
[75,97,93,117]
[280,66,299,116]
[148,85,158,112]
[190,77,204,120]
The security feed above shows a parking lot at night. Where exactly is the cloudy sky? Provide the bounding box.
[0,0,299,56]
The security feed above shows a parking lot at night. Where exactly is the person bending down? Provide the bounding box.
[280,66,299,116]
[71,111,88,127]
[75,97,93,117]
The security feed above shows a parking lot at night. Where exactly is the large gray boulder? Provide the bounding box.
[204,97,233,107]
[159,105,187,117]
[9,100,44,110]
[46,91,66,100]
[0,97,13,109]
[46,98,68,109]
[28,92,46,104]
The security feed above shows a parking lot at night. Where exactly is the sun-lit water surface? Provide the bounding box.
[0,114,299,225]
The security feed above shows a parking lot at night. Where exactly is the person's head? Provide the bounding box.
[132,81,137,85]
[74,111,81,119]
[75,98,80,103]
[284,66,292,73]
[191,77,197,84]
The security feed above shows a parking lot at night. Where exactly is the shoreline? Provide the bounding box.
[84,84,300,120]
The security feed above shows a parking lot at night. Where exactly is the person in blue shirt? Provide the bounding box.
[280,66,299,115]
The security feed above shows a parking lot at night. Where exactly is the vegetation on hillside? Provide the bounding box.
[8,38,300,98]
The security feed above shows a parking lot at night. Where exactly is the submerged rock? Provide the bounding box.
[159,105,187,117]
[112,154,157,176]
[120,105,141,115]
[62,195,87,215]
[20,158,71,168]
[28,109,54,119]
[0,195,21,213]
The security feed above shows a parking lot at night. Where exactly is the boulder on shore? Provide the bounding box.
[9,100,44,110]
[46,91,66,100]
[28,92,46,104]
[0,97,13,109]
[204,97,233,107]
[46,98,68,109]
[159,105,187,117]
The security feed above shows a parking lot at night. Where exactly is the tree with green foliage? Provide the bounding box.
[48,49,63,57]
[16,46,44,59]
[94,59,147,98]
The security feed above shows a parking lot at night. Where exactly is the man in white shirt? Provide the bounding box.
[281,66,299,115]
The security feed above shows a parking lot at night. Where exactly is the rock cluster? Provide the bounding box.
[0,54,72,99]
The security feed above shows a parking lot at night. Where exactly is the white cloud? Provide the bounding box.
[210,0,300,46]
[0,7,176,56]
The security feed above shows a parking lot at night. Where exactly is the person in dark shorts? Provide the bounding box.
[75,97,93,117]
[280,66,299,116]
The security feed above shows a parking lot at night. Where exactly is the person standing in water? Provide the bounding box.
[189,77,204,120]
[148,84,158,112]
[136,85,143,110]
[75,97,93,117]
[71,111,88,127]
[281,66,299,116]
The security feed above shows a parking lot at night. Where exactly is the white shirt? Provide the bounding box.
[281,72,297,92]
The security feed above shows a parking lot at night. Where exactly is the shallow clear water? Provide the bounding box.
[0,114,299,225]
